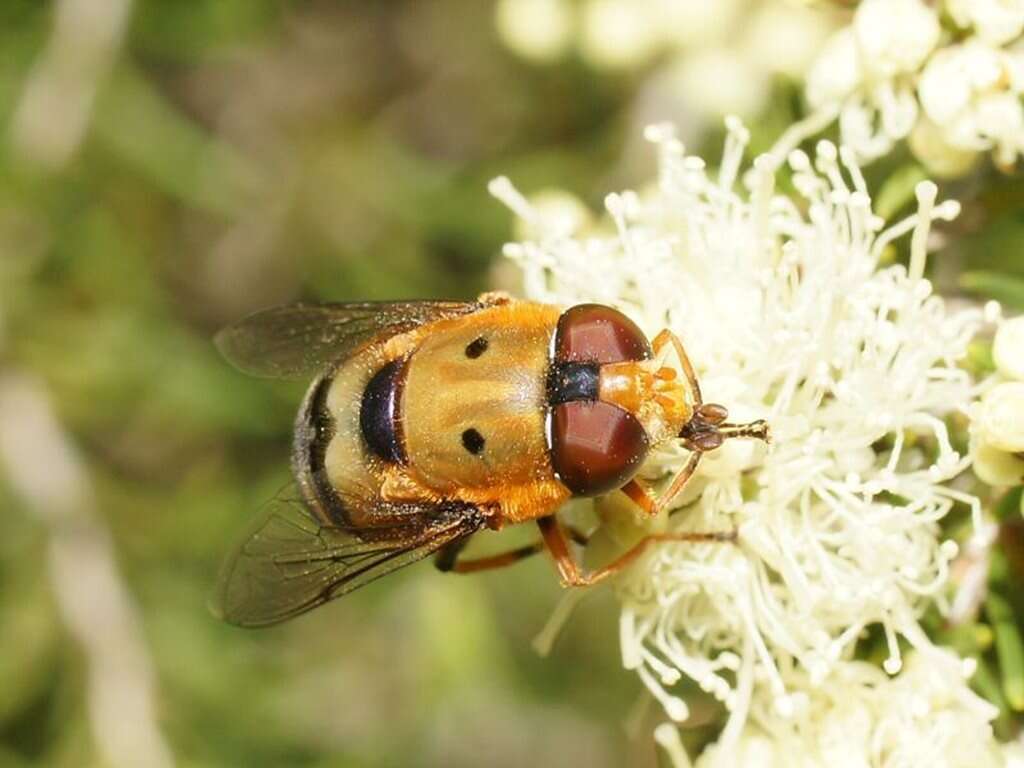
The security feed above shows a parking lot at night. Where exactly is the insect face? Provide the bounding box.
[545,303,690,496]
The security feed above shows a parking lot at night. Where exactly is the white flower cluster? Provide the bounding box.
[971,316,1024,491]
[493,121,997,762]
[665,651,1003,768]
[495,0,835,119]
[806,0,1024,174]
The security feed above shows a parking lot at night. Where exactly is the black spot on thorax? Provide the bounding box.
[465,336,489,358]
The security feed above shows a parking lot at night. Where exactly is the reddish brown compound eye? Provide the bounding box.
[554,304,652,364]
[549,401,650,496]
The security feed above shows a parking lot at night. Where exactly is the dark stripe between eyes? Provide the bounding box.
[546,360,600,406]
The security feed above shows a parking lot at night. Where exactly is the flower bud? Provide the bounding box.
[994,316,1024,381]
[909,118,979,179]
[946,0,1024,46]
[853,0,939,78]
[977,382,1024,453]
[495,0,572,63]
[513,189,591,241]
[971,435,1024,486]
[580,0,657,69]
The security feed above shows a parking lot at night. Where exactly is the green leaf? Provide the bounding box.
[996,487,1024,522]
[874,164,928,221]
[964,339,996,378]
[93,66,262,216]
[985,591,1024,710]
[961,272,1024,311]
[971,655,1014,739]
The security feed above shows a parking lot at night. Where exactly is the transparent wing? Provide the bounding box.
[215,300,480,378]
[212,490,485,627]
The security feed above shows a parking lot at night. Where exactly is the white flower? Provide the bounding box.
[971,435,1024,485]
[577,0,748,70]
[805,28,862,106]
[511,188,592,241]
[686,651,1001,768]
[579,0,659,69]
[919,40,1024,170]
[741,1,834,80]
[1006,740,1024,768]
[806,0,940,160]
[970,316,1024,486]
[497,0,834,78]
[909,117,981,178]
[496,0,836,129]
[854,0,942,79]
[492,121,987,753]
[640,4,832,122]
[494,0,573,64]
[994,315,1024,380]
[651,0,743,50]
[947,0,1024,46]
[976,382,1024,452]
[803,0,1024,171]
[670,49,773,120]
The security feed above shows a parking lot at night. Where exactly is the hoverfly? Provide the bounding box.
[213,293,768,627]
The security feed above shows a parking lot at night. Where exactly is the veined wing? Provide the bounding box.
[212,490,485,627]
[215,300,481,378]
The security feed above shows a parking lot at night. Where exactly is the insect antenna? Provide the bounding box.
[679,404,770,452]
[716,420,771,442]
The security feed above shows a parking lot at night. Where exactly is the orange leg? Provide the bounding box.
[620,451,704,516]
[620,479,656,515]
[638,329,769,517]
[651,328,703,406]
[537,516,735,587]
[436,526,588,574]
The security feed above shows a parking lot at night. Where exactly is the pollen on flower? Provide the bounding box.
[494,119,991,759]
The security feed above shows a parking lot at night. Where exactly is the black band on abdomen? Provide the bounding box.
[360,358,408,464]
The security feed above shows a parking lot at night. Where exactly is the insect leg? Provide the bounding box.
[434,537,471,572]
[437,540,543,573]
[437,526,588,574]
[619,479,656,515]
[620,450,704,516]
[536,516,583,584]
[651,329,702,406]
[538,515,735,587]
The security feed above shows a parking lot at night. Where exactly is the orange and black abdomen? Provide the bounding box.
[359,358,407,465]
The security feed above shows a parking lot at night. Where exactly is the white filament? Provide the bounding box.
[495,120,991,761]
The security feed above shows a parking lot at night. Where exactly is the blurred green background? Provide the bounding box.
[0,2,667,766]
[1,2,1023,767]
